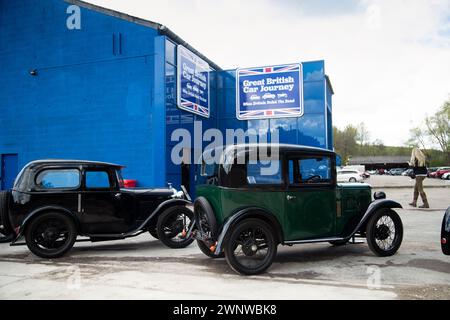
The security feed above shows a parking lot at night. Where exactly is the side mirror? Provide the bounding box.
[374,191,386,200]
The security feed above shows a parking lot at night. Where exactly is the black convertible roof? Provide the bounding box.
[24,159,124,169]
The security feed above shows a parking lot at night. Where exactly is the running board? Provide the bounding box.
[284,235,365,245]
[284,237,344,245]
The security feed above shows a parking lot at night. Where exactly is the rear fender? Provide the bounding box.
[214,207,283,255]
[12,206,80,243]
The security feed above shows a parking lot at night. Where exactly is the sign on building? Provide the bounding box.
[236,63,303,120]
[177,45,210,118]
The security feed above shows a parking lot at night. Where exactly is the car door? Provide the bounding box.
[80,167,128,234]
[284,153,336,240]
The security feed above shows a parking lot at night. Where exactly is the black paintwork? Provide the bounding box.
[442,207,450,255]
[6,160,184,242]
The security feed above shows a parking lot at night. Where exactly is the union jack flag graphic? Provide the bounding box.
[237,63,303,120]
[238,64,300,76]
[180,100,209,117]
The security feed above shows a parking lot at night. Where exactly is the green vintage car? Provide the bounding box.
[193,144,404,275]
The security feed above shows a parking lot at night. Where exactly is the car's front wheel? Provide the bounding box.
[156,205,194,249]
[349,177,357,183]
[25,212,77,258]
[224,219,277,275]
[366,209,403,257]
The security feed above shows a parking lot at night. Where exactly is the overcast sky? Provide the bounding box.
[86,0,450,147]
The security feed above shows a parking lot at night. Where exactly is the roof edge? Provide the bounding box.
[65,0,222,70]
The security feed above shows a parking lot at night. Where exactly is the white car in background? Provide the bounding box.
[337,169,364,183]
[442,172,450,180]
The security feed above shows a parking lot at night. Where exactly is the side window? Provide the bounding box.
[288,156,333,185]
[246,161,282,185]
[85,171,111,189]
[221,159,282,188]
[36,169,80,189]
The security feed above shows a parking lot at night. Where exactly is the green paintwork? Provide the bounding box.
[196,183,372,241]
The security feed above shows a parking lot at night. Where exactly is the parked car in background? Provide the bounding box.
[337,169,363,183]
[388,168,407,176]
[402,169,414,177]
[441,172,450,180]
[442,207,450,255]
[435,167,450,179]
[362,171,370,179]
[427,167,438,178]
[0,160,194,258]
[193,144,404,275]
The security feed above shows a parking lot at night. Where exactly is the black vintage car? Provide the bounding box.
[442,207,450,255]
[0,160,193,258]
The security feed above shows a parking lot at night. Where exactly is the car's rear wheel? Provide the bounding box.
[349,177,357,183]
[197,239,225,258]
[0,191,14,237]
[366,209,403,257]
[25,212,77,259]
[156,205,194,249]
[194,197,218,240]
[148,227,159,239]
[224,219,277,275]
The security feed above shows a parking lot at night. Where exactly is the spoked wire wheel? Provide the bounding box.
[25,212,77,258]
[225,219,277,275]
[366,209,403,257]
[194,197,223,258]
[156,206,194,249]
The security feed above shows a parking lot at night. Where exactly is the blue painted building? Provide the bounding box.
[0,0,334,192]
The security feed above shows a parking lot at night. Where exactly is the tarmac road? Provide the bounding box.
[0,186,448,300]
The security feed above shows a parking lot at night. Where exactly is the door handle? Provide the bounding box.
[286,195,296,201]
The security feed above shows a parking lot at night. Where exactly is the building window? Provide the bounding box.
[166,40,176,65]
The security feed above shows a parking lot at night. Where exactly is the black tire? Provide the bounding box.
[349,177,357,183]
[148,227,159,239]
[156,205,194,249]
[25,212,77,259]
[366,209,403,257]
[0,191,14,236]
[194,197,218,240]
[197,239,225,258]
[224,218,277,275]
[329,240,348,246]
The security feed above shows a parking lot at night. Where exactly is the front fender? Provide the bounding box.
[137,198,192,230]
[214,207,283,255]
[348,199,402,238]
[12,206,80,244]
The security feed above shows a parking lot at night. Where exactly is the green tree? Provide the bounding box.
[425,99,450,162]
[333,125,358,165]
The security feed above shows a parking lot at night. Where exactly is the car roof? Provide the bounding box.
[223,143,335,155]
[24,159,125,169]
